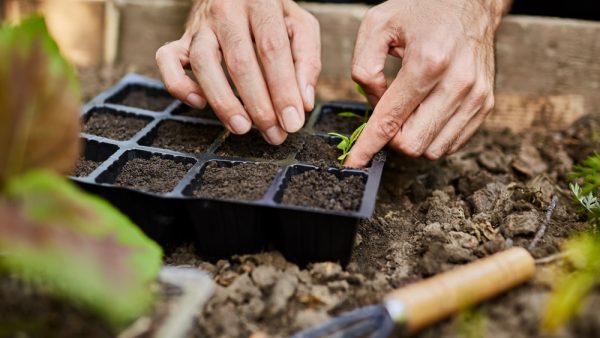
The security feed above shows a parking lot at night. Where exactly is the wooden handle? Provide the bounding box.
[385,247,535,333]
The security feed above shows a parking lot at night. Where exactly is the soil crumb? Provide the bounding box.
[149,120,223,154]
[193,162,279,201]
[115,155,192,193]
[217,132,301,160]
[72,159,101,177]
[296,135,340,167]
[282,170,364,211]
[172,104,218,120]
[83,110,149,140]
[108,85,173,112]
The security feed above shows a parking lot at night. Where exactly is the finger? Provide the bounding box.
[284,0,321,112]
[344,55,443,167]
[189,28,253,135]
[448,95,495,153]
[351,6,392,106]
[389,68,476,158]
[214,13,287,144]
[250,1,304,133]
[423,82,490,159]
[156,39,207,109]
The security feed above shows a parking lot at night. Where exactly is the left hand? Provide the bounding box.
[345,0,509,167]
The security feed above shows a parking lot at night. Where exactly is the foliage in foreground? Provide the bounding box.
[0,16,162,326]
[543,180,600,330]
[569,153,600,196]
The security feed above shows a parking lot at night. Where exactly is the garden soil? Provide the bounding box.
[2,67,598,338]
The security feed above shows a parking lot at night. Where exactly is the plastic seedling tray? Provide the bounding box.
[71,74,386,265]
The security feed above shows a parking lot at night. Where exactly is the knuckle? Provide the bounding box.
[375,117,401,140]
[208,2,228,19]
[455,74,476,97]
[210,96,234,114]
[249,107,275,125]
[351,64,382,89]
[424,148,444,160]
[258,34,288,56]
[471,85,489,105]
[305,56,322,74]
[226,50,253,74]
[415,47,450,77]
[484,96,496,112]
[398,140,424,158]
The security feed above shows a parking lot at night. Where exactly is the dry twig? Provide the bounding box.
[529,195,559,251]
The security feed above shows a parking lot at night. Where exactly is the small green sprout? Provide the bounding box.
[329,122,366,164]
[337,84,371,123]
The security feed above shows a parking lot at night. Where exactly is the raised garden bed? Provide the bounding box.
[72,74,386,264]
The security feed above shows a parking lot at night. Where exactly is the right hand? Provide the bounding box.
[156,0,321,145]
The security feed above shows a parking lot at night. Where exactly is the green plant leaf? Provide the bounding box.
[543,233,600,331]
[338,153,349,161]
[0,171,163,326]
[350,123,367,144]
[0,16,81,187]
[337,112,365,121]
[355,83,367,98]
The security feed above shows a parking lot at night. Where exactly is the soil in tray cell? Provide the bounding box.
[148,120,224,154]
[172,104,218,120]
[281,169,365,211]
[217,131,301,160]
[72,159,102,177]
[314,108,366,136]
[114,155,193,194]
[296,135,340,167]
[107,85,173,112]
[192,161,279,201]
[83,109,150,141]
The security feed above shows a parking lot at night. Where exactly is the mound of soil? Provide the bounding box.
[193,162,279,201]
[72,159,101,177]
[108,86,173,112]
[296,135,340,167]
[281,170,364,211]
[217,132,301,161]
[83,110,149,140]
[114,155,192,193]
[172,105,218,120]
[314,111,364,135]
[148,120,223,154]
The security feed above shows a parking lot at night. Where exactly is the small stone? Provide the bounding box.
[327,280,350,293]
[512,143,548,177]
[423,222,446,241]
[502,211,539,237]
[310,262,343,282]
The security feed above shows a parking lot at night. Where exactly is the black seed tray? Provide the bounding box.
[71,74,386,266]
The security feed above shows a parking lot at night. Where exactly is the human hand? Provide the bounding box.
[345,0,511,167]
[156,0,321,145]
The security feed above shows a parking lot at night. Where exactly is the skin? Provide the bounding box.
[157,0,512,163]
[156,0,321,145]
[345,0,513,167]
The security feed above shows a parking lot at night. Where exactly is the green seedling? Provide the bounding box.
[329,122,367,164]
[337,84,371,123]
[569,153,600,195]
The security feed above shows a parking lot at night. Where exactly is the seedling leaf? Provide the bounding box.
[1,171,163,326]
[337,112,365,120]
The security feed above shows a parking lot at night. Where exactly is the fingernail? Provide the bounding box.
[263,126,286,145]
[186,93,205,109]
[305,85,315,110]
[282,106,303,132]
[228,115,251,134]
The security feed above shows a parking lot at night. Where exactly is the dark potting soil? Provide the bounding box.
[83,111,149,141]
[314,112,364,135]
[296,135,340,167]
[216,131,301,160]
[108,86,173,112]
[149,120,223,154]
[72,159,101,177]
[193,162,279,201]
[114,155,192,193]
[172,105,218,120]
[281,170,364,211]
